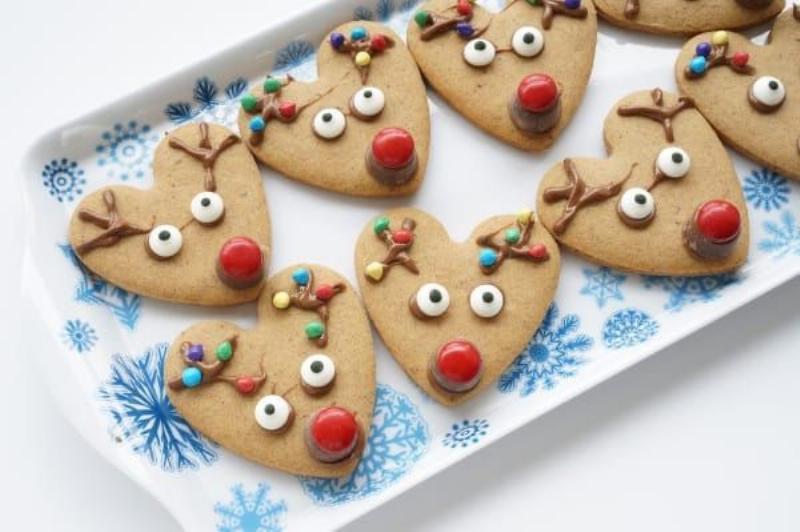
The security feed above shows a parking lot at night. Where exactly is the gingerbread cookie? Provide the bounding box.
[68,123,270,305]
[354,208,559,406]
[406,0,597,151]
[165,265,374,477]
[594,0,783,36]
[238,22,429,197]
[676,7,800,180]
[536,89,749,275]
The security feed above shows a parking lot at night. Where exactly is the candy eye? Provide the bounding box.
[656,146,691,179]
[749,76,786,112]
[254,395,293,432]
[511,26,544,58]
[312,108,347,139]
[469,284,505,319]
[411,283,450,319]
[618,187,656,226]
[463,38,496,67]
[300,354,336,393]
[190,191,225,225]
[147,225,183,259]
[350,87,385,119]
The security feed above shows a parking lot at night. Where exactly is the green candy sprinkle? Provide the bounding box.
[215,341,234,361]
[305,321,325,340]
[504,227,521,244]
[263,77,282,94]
[240,93,258,113]
[373,216,391,235]
[414,10,431,28]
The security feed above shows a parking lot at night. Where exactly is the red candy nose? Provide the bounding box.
[217,236,264,287]
[371,127,415,169]
[696,200,741,242]
[436,340,483,385]
[517,74,559,112]
[310,407,358,454]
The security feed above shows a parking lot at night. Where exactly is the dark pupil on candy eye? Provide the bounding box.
[768,80,779,90]
[482,291,494,304]
[523,33,535,44]
[671,152,683,164]
[265,404,275,415]
[635,194,647,205]
[201,197,211,207]
[363,90,373,98]
[158,230,171,241]
[429,289,442,303]
[322,113,333,122]
[475,41,486,51]
[310,361,324,373]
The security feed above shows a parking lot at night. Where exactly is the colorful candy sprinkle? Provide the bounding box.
[263,77,282,94]
[711,31,728,46]
[517,208,533,224]
[249,116,266,133]
[370,34,388,52]
[240,93,258,112]
[215,340,233,362]
[695,42,712,58]
[504,227,521,244]
[456,0,473,16]
[565,0,581,8]
[315,283,336,301]
[355,51,372,67]
[272,291,291,309]
[456,22,475,38]
[330,32,345,49]
[292,268,310,285]
[351,26,368,41]
[373,216,391,234]
[479,248,498,268]
[186,344,204,362]
[689,56,707,75]
[732,51,749,68]
[365,261,385,281]
[305,321,325,340]
[414,10,432,28]
[182,367,203,388]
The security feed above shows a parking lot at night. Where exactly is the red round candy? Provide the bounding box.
[371,127,415,169]
[310,407,358,454]
[732,51,749,67]
[218,237,263,284]
[315,283,336,301]
[528,243,548,261]
[236,377,257,395]
[457,0,473,16]
[279,101,297,119]
[370,34,388,52]
[517,74,559,113]
[392,229,413,244]
[436,340,482,385]
[695,200,741,242]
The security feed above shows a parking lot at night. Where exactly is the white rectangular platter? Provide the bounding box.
[20,1,800,530]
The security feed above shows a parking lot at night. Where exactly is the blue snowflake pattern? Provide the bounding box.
[95,121,158,181]
[272,41,317,82]
[299,384,429,505]
[442,419,489,449]
[98,343,218,472]
[759,211,800,259]
[354,0,420,21]
[165,76,248,127]
[743,168,790,212]
[214,483,287,532]
[59,244,141,329]
[602,309,659,349]
[580,266,626,308]
[41,158,86,203]
[61,319,97,353]
[498,304,593,397]
[644,273,740,312]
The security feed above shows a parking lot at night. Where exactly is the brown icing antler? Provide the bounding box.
[543,159,637,234]
[475,210,550,274]
[272,268,345,348]
[329,29,395,84]
[414,1,488,40]
[75,190,152,254]
[364,217,419,282]
[684,36,754,79]
[167,122,238,191]
[617,88,695,142]
[515,0,589,30]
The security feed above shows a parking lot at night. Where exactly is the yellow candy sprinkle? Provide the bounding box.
[365,261,384,281]
[516,208,533,225]
[272,291,291,309]
[711,31,728,46]
[355,51,372,67]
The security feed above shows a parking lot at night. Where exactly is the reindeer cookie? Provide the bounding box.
[676,7,800,180]
[355,208,559,405]
[406,0,597,151]
[238,21,430,197]
[594,0,782,36]
[536,89,749,275]
[165,265,374,477]
[68,123,270,305]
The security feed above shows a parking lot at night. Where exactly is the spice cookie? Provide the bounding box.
[68,122,270,305]
[676,7,800,180]
[355,208,559,406]
[165,265,374,477]
[536,89,749,275]
[406,0,597,151]
[238,21,430,197]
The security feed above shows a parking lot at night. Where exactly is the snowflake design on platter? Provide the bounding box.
[644,273,740,312]
[214,483,287,532]
[272,40,317,82]
[61,319,97,353]
[743,168,790,212]
[580,266,626,308]
[299,384,429,505]
[498,304,593,397]
[602,308,659,349]
[59,244,141,329]
[98,343,218,472]
[165,76,248,127]
[354,0,421,37]
[95,121,158,181]
[42,158,85,203]
[759,211,800,259]
[442,419,489,449]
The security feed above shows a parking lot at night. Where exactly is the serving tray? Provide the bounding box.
[20,1,800,530]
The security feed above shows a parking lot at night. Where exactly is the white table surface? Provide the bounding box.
[2,1,799,530]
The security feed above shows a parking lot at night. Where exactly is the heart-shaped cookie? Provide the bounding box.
[238,21,430,197]
[354,208,560,406]
[406,0,597,151]
[594,0,783,36]
[676,7,800,180]
[68,122,270,305]
[165,265,374,477]
[536,89,749,275]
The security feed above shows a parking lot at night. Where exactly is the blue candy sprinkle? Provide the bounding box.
[689,56,707,74]
[292,268,310,285]
[479,249,498,268]
[182,367,203,388]
[249,116,266,133]
[351,26,368,41]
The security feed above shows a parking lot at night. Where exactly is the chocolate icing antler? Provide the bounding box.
[684,33,753,79]
[475,210,550,274]
[617,88,695,142]
[272,268,345,348]
[167,122,238,192]
[364,217,419,282]
[414,1,488,40]
[329,27,395,84]
[75,190,152,254]
[513,0,589,30]
[543,159,637,234]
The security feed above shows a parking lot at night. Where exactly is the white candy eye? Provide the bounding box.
[463,38,496,67]
[300,354,336,391]
[469,284,504,319]
[511,26,544,58]
[618,187,656,225]
[254,395,293,432]
[351,87,385,119]
[656,146,691,179]
[312,108,346,139]
[190,191,225,225]
[147,224,183,259]
[413,283,450,318]
[750,76,786,111]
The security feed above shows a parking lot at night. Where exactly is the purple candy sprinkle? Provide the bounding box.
[456,22,474,38]
[696,42,712,58]
[187,344,204,362]
[565,0,581,9]
[330,32,345,50]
